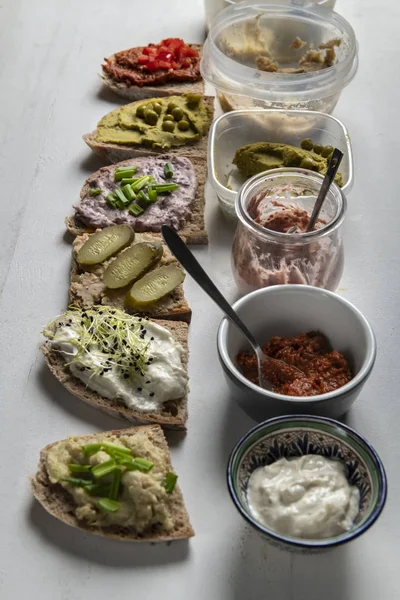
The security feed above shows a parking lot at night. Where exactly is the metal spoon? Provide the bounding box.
[287,148,344,234]
[161,225,303,392]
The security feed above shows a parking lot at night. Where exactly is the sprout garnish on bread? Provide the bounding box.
[31,425,194,541]
[42,306,189,429]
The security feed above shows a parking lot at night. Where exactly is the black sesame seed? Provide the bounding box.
[146,380,151,384]
[150,337,154,341]
[113,325,117,330]
[137,387,142,392]
[149,392,154,397]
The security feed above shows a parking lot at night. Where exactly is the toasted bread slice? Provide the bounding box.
[41,318,189,430]
[82,95,214,165]
[66,154,207,244]
[69,231,192,323]
[100,44,204,101]
[31,425,194,541]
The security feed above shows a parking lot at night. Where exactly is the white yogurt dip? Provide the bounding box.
[247,454,360,539]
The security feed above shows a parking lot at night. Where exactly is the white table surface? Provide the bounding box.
[0,0,398,598]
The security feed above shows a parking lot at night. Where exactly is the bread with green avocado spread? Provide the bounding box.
[41,307,189,430]
[83,94,214,164]
[31,425,194,541]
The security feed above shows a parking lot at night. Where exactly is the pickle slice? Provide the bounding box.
[103,242,163,289]
[77,225,135,266]
[126,264,185,307]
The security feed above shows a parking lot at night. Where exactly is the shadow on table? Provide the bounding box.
[36,362,124,431]
[28,501,190,567]
[36,362,187,443]
[78,152,107,176]
[229,524,349,600]
[96,84,128,106]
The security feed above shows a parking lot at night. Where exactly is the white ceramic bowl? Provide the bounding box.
[217,285,376,420]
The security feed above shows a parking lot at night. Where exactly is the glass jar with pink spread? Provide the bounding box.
[231,169,347,293]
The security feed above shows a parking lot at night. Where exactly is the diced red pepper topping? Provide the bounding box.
[137,38,199,71]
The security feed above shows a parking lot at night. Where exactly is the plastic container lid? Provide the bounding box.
[201,2,358,105]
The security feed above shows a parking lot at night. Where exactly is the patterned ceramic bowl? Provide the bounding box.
[227,415,387,553]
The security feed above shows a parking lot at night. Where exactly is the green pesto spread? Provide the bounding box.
[96,93,213,151]
[233,142,343,187]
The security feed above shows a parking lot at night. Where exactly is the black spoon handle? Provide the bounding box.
[161,225,260,350]
[306,147,344,232]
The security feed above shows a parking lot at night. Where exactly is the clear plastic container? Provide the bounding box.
[231,169,347,293]
[208,109,353,220]
[204,0,337,31]
[201,2,358,113]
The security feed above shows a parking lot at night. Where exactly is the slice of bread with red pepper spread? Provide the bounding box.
[31,425,195,541]
[101,41,204,100]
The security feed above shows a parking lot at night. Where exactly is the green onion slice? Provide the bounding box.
[84,483,111,497]
[164,162,174,179]
[92,459,117,479]
[114,167,137,181]
[97,498,120,512]
[61,477,91,487]
[101,441,131,455]
[148,183,179,194]
[125,457,154,473]
[82,443,102,457]
[114,188,129,205]
[89,188,102,196]
[68,463,92,474]
[147,188,158,203]
[164,472,178,493]
[131,175,152,192]
[128,203,144,216]
[122,184,136,201]
[121,177,140,185]
[110,468,122,500]
[106,193,117,208]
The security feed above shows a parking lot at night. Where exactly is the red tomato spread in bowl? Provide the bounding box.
[236,331,352,396]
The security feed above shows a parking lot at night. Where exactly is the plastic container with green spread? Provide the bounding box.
[208,108,353,220]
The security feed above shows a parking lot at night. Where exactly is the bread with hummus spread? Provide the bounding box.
[31,425,194,541]
[83,93,214,164]
[101,38,204,100]
[41,307,189,430]
[69,230,192,323]
[66,154,207,244]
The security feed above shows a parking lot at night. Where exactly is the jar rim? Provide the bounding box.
[235,168,347,243]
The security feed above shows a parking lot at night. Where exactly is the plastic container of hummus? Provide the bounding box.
[201,1,358,113]
[209,108,353,220]
[231,168,347,293]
